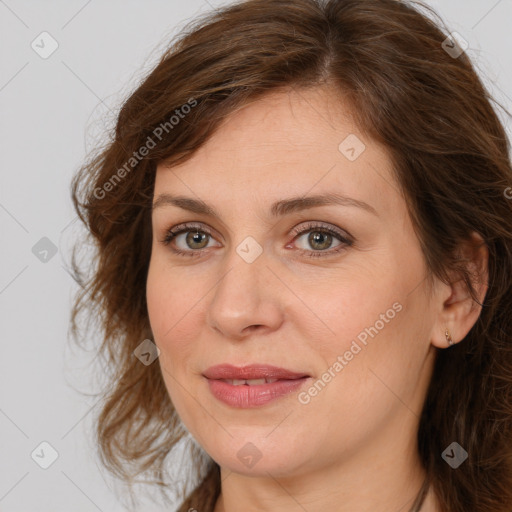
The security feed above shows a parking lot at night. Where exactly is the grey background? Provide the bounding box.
[0,1,511,511]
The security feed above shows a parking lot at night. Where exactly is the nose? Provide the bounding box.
[205,249,284,340]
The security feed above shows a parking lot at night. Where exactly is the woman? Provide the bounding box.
[70,0,512,511]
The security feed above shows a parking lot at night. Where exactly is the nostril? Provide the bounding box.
[245,324,262,332]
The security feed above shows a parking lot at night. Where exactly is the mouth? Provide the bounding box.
[202,363,310,380]
[202,364,311,408]
[218,378,281,385]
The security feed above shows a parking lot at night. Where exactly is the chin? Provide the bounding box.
[198,432,311,477]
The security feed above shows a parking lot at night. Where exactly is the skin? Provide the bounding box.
[146,85,488,512]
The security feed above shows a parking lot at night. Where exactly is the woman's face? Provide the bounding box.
[146,86,446,477]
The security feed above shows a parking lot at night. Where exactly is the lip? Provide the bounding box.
[203,363,309,380]
[202,364,311,408]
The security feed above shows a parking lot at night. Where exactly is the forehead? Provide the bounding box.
[154,86,402,220]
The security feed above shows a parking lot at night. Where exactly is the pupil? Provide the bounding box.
[310,231,331,250]
[188,231,206,248]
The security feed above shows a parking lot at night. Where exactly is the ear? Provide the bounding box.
[431,231,489,349]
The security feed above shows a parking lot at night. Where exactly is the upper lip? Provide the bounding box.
[202,364,309,380]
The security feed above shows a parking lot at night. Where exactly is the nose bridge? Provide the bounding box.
[206,240,282,337]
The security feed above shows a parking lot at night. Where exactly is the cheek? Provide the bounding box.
[309,286,435,431]
[147,252,190,335]
[302,271,403,355]
[146,268,173,343]
[146,256,209,370]
[298,254,430,406]
[146,261,201,420]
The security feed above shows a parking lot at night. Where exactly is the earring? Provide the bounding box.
[445,329,454,347]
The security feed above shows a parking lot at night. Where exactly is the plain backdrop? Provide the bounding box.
[1,1,511,511]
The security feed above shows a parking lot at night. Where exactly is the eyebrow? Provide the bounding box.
[151,192,378,218]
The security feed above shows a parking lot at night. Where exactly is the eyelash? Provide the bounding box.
[160,221,353,259]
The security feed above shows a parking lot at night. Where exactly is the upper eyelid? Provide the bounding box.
[160,222,353,261]
[163,220,352,243]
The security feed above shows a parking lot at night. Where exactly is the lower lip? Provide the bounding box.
[205,377,310,408]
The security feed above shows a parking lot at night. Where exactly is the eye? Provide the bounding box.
[288,221,353,258]
[160,222,220,258]
[159,221,353,259]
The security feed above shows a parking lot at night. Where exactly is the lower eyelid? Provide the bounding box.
[293,231,344,249]
[162,224,352,257]
[168,230,219,250]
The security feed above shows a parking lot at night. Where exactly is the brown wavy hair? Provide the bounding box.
[69,0,512,510]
